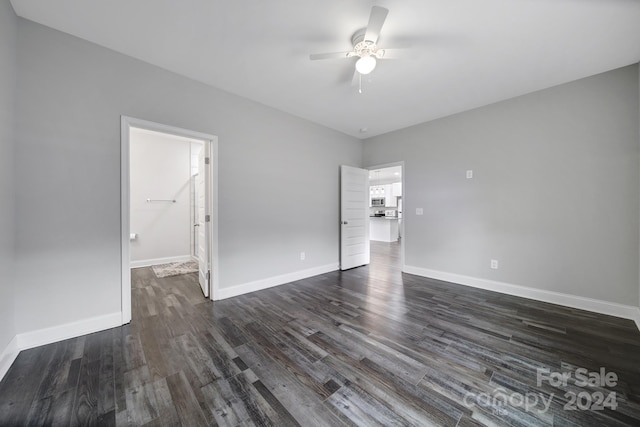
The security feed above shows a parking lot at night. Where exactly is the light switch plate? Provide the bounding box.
[466,170,473,179]
[416,208,424,215]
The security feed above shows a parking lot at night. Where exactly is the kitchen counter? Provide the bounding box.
[370,216,399,242]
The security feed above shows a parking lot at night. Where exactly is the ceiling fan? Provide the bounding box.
[309,6,399,90]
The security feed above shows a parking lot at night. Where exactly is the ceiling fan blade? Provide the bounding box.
[364,6,389,43]
[309,51,354,60]
[375,48,404,59]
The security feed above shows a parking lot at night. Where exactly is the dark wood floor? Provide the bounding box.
[1,242,640,426]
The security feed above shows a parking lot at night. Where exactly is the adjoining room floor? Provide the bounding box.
[1,242,639,425]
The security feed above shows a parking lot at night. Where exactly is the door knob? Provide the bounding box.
[342,221,348,225]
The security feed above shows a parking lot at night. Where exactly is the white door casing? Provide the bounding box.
[197,144,210,297]
[193,177,199,258]
[121,116,218,324]
[340,165,370,270]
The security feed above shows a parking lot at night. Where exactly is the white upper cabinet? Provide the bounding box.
[383,182,402,207]
[370,185,385,196]
[385,184,396,207]
[392,182,402,197]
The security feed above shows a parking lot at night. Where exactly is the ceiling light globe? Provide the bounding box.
[356,56,376,75]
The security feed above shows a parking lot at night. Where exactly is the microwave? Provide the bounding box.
[371,197,385,207]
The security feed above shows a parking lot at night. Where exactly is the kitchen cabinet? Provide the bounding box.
[385,184,396,207]
[370,217,399,242]
[392,182,402,196]
[370,185,385,196]
[384,182,402,207]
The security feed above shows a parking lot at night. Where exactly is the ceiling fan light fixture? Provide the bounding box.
[355,55,376,75]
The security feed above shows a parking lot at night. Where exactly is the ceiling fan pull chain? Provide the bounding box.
[359,73,362,94]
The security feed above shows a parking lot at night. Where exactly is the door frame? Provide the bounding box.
[367,161,405,270]
[196,141,211,298]
[120,116,219,324]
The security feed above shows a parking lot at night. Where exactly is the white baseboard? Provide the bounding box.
[0,335,19,382]
[215,263,339,301]
[0,311,122,382]
[130,255,192,269]
[16,312,122,351]
[404,265,640,331]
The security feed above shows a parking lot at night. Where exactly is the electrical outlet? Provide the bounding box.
[490,259,498,269]
[466,170,473,179]
[300,251,306,261]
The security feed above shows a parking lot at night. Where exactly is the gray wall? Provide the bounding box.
[14,19,362,334]
[0,0,17,352]
[130,130,192,265]
[364,65,640,305]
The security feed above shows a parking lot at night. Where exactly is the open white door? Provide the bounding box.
[340,165,370,270]
[197,144,210,297]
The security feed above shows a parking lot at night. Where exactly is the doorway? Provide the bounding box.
[120,116,219,324]
[367,162,404,269]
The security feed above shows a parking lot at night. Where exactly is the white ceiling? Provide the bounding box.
[10,0,640,139]
[369,166,401,185]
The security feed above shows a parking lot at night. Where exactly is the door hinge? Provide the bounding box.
[205,215,211,222]
[205,157,210,165]
[206,270,210,281]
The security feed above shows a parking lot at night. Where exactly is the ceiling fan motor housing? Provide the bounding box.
[352,29,374,56]
[351,28,385,59]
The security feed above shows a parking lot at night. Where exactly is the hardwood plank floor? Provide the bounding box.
[1,241,640,426]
